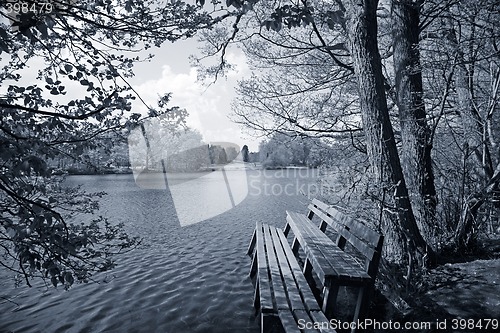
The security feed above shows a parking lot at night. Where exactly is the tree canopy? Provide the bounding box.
[2,0,499,290]
[0,0,219,288]
[195,0,500,268]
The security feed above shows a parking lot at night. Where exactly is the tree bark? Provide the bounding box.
[345,0,434,266]
[392,0,437,244]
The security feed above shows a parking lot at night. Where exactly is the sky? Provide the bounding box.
[129,39,261,152]
[0,11,261,152]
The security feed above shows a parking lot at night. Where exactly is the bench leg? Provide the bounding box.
[261,313,283,333]
[352,284,373,332]
[249,254,257,278]
[253,278,260,314]
[247,227,257,256]
[322,284,339,319]
[302,258,316,287]
[291,237,300,254]
[283,222,291,236]
[319,220,328,232]
[303,258,313,276]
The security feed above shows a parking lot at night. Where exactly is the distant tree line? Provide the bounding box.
[258,133,333,169]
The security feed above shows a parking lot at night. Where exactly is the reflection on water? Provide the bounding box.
[135,167,249,227]
[0,169,319,333]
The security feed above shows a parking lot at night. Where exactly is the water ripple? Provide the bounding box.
[0,172,317,332]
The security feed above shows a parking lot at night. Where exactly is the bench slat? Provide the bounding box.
[255,223,274,313]
[276,228,321,312]
[263,224,290,311]
[288,211,349,282]
[325,206,382,248]
[252,223,336,333]
[270,227,307,312]
[278,310,302,333]
[293,309,320,333]
[309,311,337,333]
[286,211,369,283]
[309,200,382,248]
[296,213,370,282]
[308,204,379,261]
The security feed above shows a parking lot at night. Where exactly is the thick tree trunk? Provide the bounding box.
[345,0,434,266]
[392,0,437,244]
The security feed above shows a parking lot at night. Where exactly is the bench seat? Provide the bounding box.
[283,199,384,332]
[285,211,371,285]
[248,222,336,333]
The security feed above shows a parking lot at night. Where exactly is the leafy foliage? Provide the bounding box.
[197,0,500,257]
[0,0,216,288]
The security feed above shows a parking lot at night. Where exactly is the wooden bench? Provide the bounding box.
[284,199,384,330]
[247,222,336,333]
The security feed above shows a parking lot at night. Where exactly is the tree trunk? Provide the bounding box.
[345,0,434,266]
[392,0,437,244]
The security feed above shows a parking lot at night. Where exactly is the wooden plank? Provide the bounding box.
[335,227,377,261]
[308,204,381,262]
[256,223,274,313]
[261,313,282,333]
[307,204,342,231]
[309,311,337,333]
[250,251,257,278]
[276,229,321,312]
[342,219,382,248]
[293,309,317,333]
[311,198,330,212]
[323,206,382,247]
[278,310,302,333]
[286,211,370,282]
[293,214,347,271]
[270,227,306,312]
[331,227,380,264]
[263,224,290,311]
[289,212,354,278]
[286,212,337,282]
[320,245,371,282]
[310,199,382,249]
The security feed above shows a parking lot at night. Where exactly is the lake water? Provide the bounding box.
[0,169,320,333]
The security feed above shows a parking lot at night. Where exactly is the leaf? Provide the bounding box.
[36,22,48,39]
[80,79,89,86]
[272,21,282,32]
[326,10,346,29]
[124,0,134,12]
[262,20,273,30]
[64,64,73,73]
[64,272,74,285]
[0,27,8,40]
[51,276,58,287]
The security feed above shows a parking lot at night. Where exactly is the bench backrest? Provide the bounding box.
[307,198,384,279]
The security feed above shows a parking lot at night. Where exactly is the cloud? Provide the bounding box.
[132,52,258,151]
